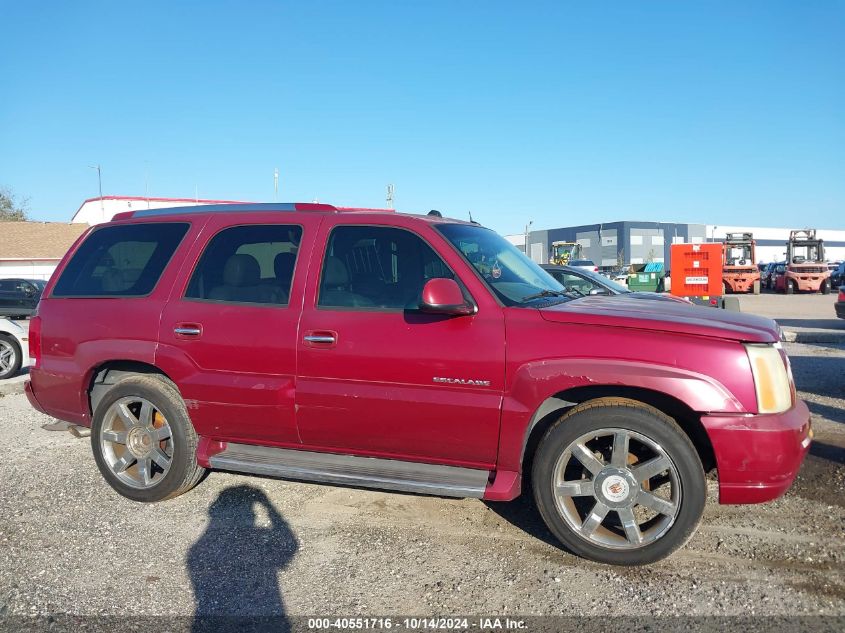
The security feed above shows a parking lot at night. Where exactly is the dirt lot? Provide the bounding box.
[0,343,843,629]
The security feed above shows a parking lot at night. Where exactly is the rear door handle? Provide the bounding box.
[174,323,202,338]
[303,330,337,347]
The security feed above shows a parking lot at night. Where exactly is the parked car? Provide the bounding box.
[836,286,845,320]
[541,264,688,303]
[566,259,599,273]
[0,278,45,317]
[762,262,782,290]
[831,262,845,289]
[770,262,787,291]
[0,317,30,380]
[26,202,810,566]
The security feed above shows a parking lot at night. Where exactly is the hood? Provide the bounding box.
[540,295,779,343]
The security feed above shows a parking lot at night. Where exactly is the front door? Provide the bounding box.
[295,219,505,468]
[157,214,320,444]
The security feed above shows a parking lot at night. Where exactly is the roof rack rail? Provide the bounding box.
[112,202,338,221]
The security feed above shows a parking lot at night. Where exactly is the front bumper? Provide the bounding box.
[835,301,845,320]
[702,399,811,504]
[787,274,826,292]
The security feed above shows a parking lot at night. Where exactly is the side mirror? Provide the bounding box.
[589,288,610,296]
[420,278,474,316]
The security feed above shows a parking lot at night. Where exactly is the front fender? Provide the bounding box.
[496,357,747,474]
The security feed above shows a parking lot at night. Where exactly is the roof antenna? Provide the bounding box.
[468,210,474,223]
[386,184,394,209]
[428,209,442,217]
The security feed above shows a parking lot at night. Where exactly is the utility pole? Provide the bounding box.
[88,164,104,221]
[274,168,279,201]
[144,162,150,208]
[386,184,394,209]
[524,221,533,256]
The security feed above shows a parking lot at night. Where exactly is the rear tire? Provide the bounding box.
[821,280,830,295]
[91,375,206,502]
[532,398,706,566]
[0,334,22,380]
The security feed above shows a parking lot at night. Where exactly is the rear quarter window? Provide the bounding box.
[52,223,189,297]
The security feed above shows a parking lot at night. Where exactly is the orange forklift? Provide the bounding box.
[722,232,761,294]
[775,229,832,294]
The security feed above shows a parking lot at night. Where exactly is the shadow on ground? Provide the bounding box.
[188,484,298,632]
[807,401,845,425]
[777,318,845,330]
[483,494,561,550]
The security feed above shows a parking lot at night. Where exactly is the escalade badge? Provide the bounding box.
[433,377,491,387]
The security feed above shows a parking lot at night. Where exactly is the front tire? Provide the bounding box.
[786,279,794,294]
[0,334,22,380]
[821,280,830,295]
[752,280,761,295]
[91,375,206,502]
[532,398,705,566]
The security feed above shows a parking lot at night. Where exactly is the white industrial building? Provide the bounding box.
[509,222,845,268]
[72,195,245,225]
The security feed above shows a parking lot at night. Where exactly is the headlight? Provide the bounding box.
[745,343,792,414]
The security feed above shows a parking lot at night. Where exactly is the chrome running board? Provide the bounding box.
[209,443,489,498]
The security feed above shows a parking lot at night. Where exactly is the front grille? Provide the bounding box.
[790,266,826,274]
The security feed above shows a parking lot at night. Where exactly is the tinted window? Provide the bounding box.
[185,224,302,306]
[53,223,188,297]
[318,226,453,310]
[548,271,601,296]
[436,223,566,306]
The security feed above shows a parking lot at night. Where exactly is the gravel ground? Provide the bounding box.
[0,342,843,627]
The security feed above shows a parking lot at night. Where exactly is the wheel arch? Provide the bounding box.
[520,386,716,482]
[87,360,176,417]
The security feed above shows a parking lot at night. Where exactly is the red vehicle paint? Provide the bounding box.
[26,202,811,564]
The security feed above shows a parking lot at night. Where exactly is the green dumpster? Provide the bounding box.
[627,262,665,292]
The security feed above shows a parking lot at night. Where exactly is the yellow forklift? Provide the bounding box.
[548,241,583,266]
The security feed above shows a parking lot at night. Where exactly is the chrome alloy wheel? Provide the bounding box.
[100,396,173,489]
[0,339,16,375]
[552,428,681,550]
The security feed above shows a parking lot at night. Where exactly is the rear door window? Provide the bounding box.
[52,223,189,297]
[185,224,303,306]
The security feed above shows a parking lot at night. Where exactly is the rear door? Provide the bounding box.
[157,213,321,445]
[294,216,505,468]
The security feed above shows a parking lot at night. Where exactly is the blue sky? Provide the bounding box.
[1,1,842,234]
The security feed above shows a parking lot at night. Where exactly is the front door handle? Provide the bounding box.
[174,323,202,338]
[303,330,337,347]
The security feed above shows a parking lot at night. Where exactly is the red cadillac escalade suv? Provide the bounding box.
[26,203,811,565]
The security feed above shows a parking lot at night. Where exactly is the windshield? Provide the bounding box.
[574,267,630,294]
[726,244,753,266]
[436,224,569,306]
[30,279,47,290]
